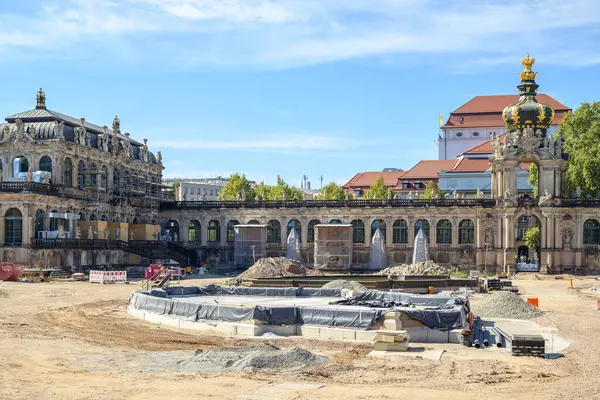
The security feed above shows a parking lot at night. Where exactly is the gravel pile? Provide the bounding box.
[376,261,449,276]
[471,291,543,320]
[238,257,320,279]
[80,344,328,373]
[321,280,367,291]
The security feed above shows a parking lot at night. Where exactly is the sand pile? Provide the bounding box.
[321,280,367,291]
[376,261,449,276]
[471,291,543,320]
[238,257,320,279]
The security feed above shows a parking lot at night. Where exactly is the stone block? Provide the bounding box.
[318,327,357,341]
[180,320,216,333]
[373,333,396,343]
[297,325,320,338]
[214,322,238,335]
[144,312,180,328]
[355,330,378,342]
[426,329,449,344]
[383,319,403,330]
[406,328,427,343]
[262,325,297,336]
[448,329,463,344]
[373,341,409,352]
[237,324,262,336]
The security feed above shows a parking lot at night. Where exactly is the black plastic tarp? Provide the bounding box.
[164,285,342,298]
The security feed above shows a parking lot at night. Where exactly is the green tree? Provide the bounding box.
[558,101,600,197]
[268,177,303,200]
[422,181,445,199]
[317,182,350,200]
[524,227,540,250]
[171,179,181,190]
[219,173,255,201]
[364,177,392,200]
[528,163,539,198]
[252,181,270,200]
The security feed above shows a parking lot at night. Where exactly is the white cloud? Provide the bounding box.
[1,0,600,68]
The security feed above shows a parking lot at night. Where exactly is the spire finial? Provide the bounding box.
[520,54,537,81]
[112,115,121,134]
[36,88,46,110]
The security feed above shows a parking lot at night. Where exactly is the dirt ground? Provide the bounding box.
[1,276,600,400]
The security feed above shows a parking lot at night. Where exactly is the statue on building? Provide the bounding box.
[491,133,503,157]
[123,133,132,158]
[129,231,135,241]
[58,224,65,239]
[75,225,81,239]
[539,189,553,206]
[485,228,494,247]
[141,139,150,162]
[414,192,420,199]
[1,124,9,142]
[408,191,413,200]
[27,167,33,182]
[116,227,121,240]
[112,115,121,134]
[544,133,553,149]
[563,229,573,249]
[103,228,109,239]
[100,126,109,151]
[476,188,483,199]
[504,131,512,149]
[111,131,119,154]
[87,226,94,239]
[153,231,158,241]
[157,151,163,165]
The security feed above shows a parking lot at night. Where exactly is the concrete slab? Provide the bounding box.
[483,318,570,353]
[297,325,321,338]
[369,348,445,361]
[318,327,357,341]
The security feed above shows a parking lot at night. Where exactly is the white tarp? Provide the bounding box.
[368,228,388,269]
[412,228,430,263]
[285,228,301,262]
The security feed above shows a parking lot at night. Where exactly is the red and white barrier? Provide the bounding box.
[89,270,128,284]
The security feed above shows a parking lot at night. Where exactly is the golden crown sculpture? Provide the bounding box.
[519,53,537,81]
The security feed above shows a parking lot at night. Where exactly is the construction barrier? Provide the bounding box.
[89,270,128,284]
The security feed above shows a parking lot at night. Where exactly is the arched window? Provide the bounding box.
[308,219,320,243]
[49,209,59,231]
[132,216,139,224]
[371,219,386,242]
[164,220,180,241]
[39,156,52,173]
[287,219,301,241]
[14,156,29,174]
[188,220,201,242]
[351,219,365,244]
[459,219,475,244]
[89,214,96,221]
[101,215,107,222]
[329,219,343,224]
[63,158,73,188]
[35,209,44,238]
[247,219,260,224]
[101,166,107,189]
[227,220,239,242]
[392,219,408,244]
[77,161,85,189]
[89,163,97,188]
[208,220,220,242]
[414,219,430,243]
[584,219,600,244]
[267,220,281,243]
[436,219,452,244]
[5,208,23,246]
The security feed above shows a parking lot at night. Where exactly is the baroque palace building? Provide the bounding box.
[0,90,172,268]
[2,56,600,274]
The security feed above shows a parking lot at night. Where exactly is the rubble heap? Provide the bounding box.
[376,261,449,276]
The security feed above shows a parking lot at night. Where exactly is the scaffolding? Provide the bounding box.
[233,224,267,267]
[314,224,353,269]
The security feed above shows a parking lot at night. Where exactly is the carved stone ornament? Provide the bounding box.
[560,220,576,249]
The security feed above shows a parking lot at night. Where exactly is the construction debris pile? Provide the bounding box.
[321,280,367,291]
[238,257,321,279]
[471,291,543,320]
[376,261,449,276]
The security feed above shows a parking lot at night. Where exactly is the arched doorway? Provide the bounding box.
[5,208,23,246]
[371,219,386,243]
[188,220,201,242]
[515,214,541,268]
[163,220,180,241]
[207,220,220,243]
[13,156,29,176]
[414,219,430,243]
[227,220,240,243]
[267,220,281,243]
[39,156,52,173]
[287,219,301,241]
[308,219,320,243]
[351,219,365,244]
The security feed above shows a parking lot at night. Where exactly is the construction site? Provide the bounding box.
[3,252,600,400]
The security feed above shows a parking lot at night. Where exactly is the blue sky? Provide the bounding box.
[1,0,600,186]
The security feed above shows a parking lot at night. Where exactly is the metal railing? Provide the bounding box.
[160,198,499,210]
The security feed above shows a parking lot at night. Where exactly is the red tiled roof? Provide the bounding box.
[442,94,570,129]
[460,134,507,155]
[451,94,569,114]
[343,171,406,189]
[449,158,491,173]
[398,160,456,182]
